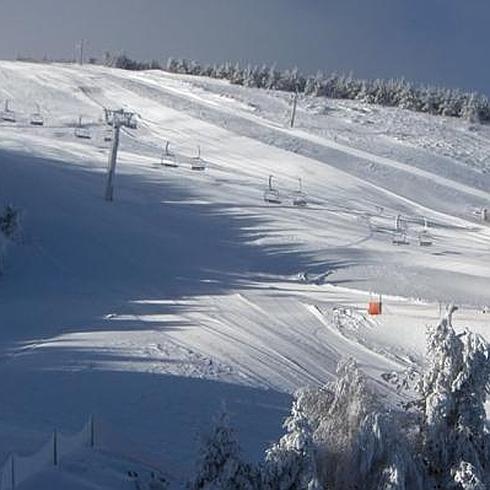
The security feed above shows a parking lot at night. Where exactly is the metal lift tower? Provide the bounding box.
[104,109,136,202]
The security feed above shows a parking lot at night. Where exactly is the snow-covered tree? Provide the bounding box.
[166,57,178,73]
[0,204,21,239]
[351,411,425,490]
[451,461,486,490]
[189,410,257,490]
[419,305,490,488]
[299,358,377,487]
[0,204,21,274]
[262,395,320,490]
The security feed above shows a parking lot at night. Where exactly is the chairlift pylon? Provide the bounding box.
[74,116,91,140]
[1,100,16,123]
[161,141,178,167]
[263,175,281,204]
[292,178,307,207]
[191,145,206,171]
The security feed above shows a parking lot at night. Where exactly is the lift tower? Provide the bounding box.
[104,109,136,202]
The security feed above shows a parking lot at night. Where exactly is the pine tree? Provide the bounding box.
[419,305,490,488]
[351,412,424,490]
[305,358,376,487]
[166,57,178,73]
[452,462,486,490]
[0,205,21,239]
[189,410,257,490]
[262,396,320,489]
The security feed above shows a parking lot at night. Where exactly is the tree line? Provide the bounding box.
[104,54,490,124]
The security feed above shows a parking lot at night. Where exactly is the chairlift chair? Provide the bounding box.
[418,230,433,247]
[292,178,307,207]
[161,142,178,167]
[418,218,433,246]
[1,100,16,123]
[74,116,91,140]
[394,214,406,232]
[392,231,409,245]
[30,113,44,126]
[30,104,44,126]
[263,175,281,204]
[103,128,113,142]
[191,145,206,171]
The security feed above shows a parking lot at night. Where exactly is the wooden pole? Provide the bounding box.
[53,429,58,466]
[90,415,95,448]
[11,454,15,489]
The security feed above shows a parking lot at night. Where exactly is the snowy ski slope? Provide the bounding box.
[0,61,489,487]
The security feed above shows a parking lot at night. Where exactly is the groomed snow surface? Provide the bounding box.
[0,61,488,488]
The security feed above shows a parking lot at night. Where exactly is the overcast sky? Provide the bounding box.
[0,0,488,94]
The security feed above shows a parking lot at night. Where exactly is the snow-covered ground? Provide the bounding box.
[0,61,488,488]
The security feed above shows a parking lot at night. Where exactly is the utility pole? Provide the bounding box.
[289,91,298,128]
[79,39,85,66]
[104,109,136,202]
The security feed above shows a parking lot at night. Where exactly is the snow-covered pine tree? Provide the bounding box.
[230,62,244,85]
[461,93,489,123]
[304,72,323,96]
[351,411,425,490]
[265,65,281,90]
[166,57,179,73]
[0,204,21,239]
[419,305,490,489]
[243,65,259,88]
[0,204,21,274]
[302,357,376,487]
[262,395,320,490]
[189,410,257,490]
[356,80,376,104]
[451,461,486,490]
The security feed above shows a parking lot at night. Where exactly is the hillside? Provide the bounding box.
[0,61,488,488]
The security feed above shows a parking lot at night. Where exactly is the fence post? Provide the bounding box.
[90,415,95,449]
[53,430,58,467]
[10,454,15,489]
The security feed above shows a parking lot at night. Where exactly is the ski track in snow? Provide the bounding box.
[0,61,489,486]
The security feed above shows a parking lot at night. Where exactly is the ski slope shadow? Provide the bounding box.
[0,366,290,482]
[0,147,370,346]
[0,147,304,480]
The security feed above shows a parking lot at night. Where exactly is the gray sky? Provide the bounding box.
[0,0,488,94]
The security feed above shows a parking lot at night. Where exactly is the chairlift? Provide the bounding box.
[29,104,44,126]
[74,116,91,140]
[127,117,137,129]
[103,128,113,142]
[394,214,406,232]
[392,214,409,244]
[1,100,16,123]
[292,178,307,207]
[418,218,433,246]
[392,231,409,245]
[418,230,433,247]
[161,141,178,167]
[191,145,206,171]
[263,175,281,204]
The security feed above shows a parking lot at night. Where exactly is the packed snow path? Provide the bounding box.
[0,61,489,484]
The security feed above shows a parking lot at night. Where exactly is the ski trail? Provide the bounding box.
[125,71,489,202]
